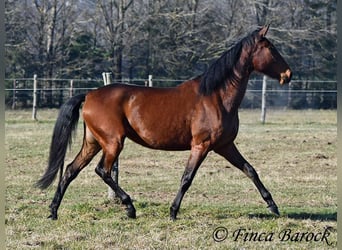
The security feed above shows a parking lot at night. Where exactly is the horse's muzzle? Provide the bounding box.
[280,69,292,85]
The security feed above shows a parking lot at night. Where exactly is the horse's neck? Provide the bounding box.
[219,49,253,112]
[219,74,250,112]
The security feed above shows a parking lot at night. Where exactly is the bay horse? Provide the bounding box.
[36,25,292,220]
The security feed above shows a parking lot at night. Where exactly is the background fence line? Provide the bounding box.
[5,76,337,112]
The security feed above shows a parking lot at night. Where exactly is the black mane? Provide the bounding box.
[199,29,260,95]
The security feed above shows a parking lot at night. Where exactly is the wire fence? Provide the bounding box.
[5,76,337,111]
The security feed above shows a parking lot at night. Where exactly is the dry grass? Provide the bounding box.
[5,109,337,249]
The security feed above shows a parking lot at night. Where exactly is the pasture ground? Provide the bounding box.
[5,109,337,249]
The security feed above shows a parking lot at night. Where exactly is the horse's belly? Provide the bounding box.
[126,129,192,151]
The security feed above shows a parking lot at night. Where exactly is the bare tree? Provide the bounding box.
[5,0,336,87]
[97,0,134,80]
[20,0,77,78]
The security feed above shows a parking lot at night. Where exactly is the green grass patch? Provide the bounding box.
[5,109,336,249]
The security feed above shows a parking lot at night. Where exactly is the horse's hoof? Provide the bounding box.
[170,207,178,221]
[268,204,280,216]
[126,208,136,219]
[170,215,177,221]
[48,214,57,220]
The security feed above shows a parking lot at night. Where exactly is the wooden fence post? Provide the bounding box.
[12,79,16,109]
[287,82,292,108]
[102,72,111,85]
[106,72,111,85]
[69,80,74,97]
[148,74,153,87]
[32,74,38,120]
[260,75,267,124]
[103,72,119,200]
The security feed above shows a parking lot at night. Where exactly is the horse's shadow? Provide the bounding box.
[248,211,337,221]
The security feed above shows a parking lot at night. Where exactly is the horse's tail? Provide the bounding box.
[36,94,86,189]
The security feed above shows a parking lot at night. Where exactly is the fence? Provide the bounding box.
[5,76,337,112]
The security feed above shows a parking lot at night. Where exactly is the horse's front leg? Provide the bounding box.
[214,143,279,216]
[170,143,209,220]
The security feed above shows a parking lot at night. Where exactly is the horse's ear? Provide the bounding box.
[259,24,270,37]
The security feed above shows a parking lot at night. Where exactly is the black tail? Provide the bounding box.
[36,94,86,189]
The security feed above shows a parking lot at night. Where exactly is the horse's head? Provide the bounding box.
[252,25,292,85]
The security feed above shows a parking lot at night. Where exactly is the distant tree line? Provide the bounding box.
[5,0,337,108]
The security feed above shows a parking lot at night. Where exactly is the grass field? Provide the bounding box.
[5,109,337,249]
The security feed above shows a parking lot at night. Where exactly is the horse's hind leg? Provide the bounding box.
[214,143,279,216]
[49,131,101,219]
[95,139,136,219]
